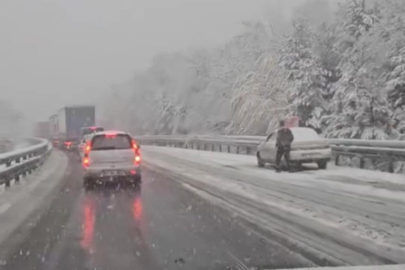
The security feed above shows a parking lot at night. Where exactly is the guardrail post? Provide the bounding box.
[335,155,340,166]
[211,145,214,152]
[5,178,10,188]
[246,147,251,155]
[15,174,20,183]
[388,160,394,173]
[196,144,200,150]
[219,145,222,152]
[236,146,239,154]
[360,158,365,169]
[203,144,207,151]
[227,145,230,153]
[6,160,11,167]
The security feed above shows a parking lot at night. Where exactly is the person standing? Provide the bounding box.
[276,120,294,172]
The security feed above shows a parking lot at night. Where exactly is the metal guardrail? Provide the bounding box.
[135,135,405,173]
[0,138,52,187]
[0,138,13,154]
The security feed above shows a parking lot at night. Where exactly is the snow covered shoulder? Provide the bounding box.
[142,146,405,266]
[0,151,68,249]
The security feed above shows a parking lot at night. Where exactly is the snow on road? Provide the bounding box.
[0,151,67,246]
[142,146,405,266]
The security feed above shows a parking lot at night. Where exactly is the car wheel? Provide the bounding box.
[317,160,328,170]
[128,175,142,189]
[257,152,265,168]
[84,177,95,189]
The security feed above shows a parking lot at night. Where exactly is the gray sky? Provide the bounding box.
[0,0,302,122]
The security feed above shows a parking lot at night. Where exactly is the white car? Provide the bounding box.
[82,131,141,187]
[78,134,94,159]
[256,127,331,169]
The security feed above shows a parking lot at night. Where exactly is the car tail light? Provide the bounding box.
[134,148,141,165]
[105,133,117,138]
[132,140,139,150]
[83,157,90,168]
[85,142,91,153]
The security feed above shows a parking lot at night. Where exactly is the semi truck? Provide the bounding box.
[50,106,96,149]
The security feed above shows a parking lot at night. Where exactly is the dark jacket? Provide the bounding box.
[276,128,294,147]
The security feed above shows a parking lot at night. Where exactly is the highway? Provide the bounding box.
[1,145,405,270]
[0,151,314,270]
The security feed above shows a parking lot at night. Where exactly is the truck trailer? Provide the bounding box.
[54,106,96,149]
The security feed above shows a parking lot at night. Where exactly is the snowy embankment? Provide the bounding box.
[0,151,67,247]
[142,146,405,266]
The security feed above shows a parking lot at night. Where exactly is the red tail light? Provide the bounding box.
[132,140,139,150]
[105,133,117,138]
[83,157,90,168]
[135,155,141,165]
[134,147,141,165]
[85,142,91,153]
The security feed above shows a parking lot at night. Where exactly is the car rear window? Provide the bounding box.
[290,128,321,142]
[91,134,132,150]
[81,127,105,137]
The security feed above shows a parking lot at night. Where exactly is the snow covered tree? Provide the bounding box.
[323,29,392,139]
[313,23,342,102]
[379,0,405,133]
[335,0,379,53]
[230,56,288,135]
[279,20,328,129]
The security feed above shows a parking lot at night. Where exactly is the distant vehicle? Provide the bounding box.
[80,126,104,137]
[33,121,50,139]
[82,131,141,188]
[49,114,60,147]
[78,133,95,160]
[257,127,331,170]
[51,106,96,150]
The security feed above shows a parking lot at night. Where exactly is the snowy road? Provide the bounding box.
[1,148,404,269]
[0,151,314,270]
[141,146,405,266]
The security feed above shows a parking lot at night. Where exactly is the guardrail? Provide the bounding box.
[135,135,405,173]
[0,138,52,187]
[0,138,13,154]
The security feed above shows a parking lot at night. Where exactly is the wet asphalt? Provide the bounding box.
[0,153,313,270]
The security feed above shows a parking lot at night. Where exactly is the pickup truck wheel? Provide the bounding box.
[317,160,328,170]
[257,152,265,168]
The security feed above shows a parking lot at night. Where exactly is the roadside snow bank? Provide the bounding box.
[142,146,405,266]
[0,150,68,246]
